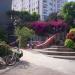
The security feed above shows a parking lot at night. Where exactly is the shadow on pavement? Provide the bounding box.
[16,60,30,69]
[0,60,30,75]
[0,65,7,70]
[0,57,7,70]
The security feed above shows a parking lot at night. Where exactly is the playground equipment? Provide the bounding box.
[34,34,57,49]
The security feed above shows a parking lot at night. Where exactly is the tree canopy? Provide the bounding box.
[15,26,34,47]
[48,12,57,20]
[6,11,40,23]
[31,12,40,21]
[61,2,75,27]
[47,12,63,21]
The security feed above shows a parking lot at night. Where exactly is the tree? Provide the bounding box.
[61,2,75,27]
[7,10,19,17]
[31,12,40,21]
[19,11,31,22]
[47,12,63,21]
[0,26,7,42]
[15,27,34,48]
[7,11,40,23]
[7,11,31,21]
[6,10,22,26]
[47,12,57,21]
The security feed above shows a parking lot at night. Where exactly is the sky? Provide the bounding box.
[68,0,75,2]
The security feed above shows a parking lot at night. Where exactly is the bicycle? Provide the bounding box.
[2,35,23,66]
[4,47,23,66]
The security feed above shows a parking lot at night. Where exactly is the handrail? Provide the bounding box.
[9,38,19,45]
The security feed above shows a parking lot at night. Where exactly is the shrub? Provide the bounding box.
[66,32,75,40]
[15,27,34,48]
[0,26,7,42]
[69,28,75,33]
[31,20,67,35]
[31,21,49,35]
[0,41,12,57]
[15,50,23,58]
[64,39,75,49]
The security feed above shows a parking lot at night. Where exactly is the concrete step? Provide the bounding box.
[45,47,74,52]
[49,45,65,48]
[47,55,75,60]
[34,50,75,56]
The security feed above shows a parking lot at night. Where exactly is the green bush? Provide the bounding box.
[15,50,23,58]
[15,26,34,48]
[0,41,12,57]
[64,39,75,49]
[0,26,7,42]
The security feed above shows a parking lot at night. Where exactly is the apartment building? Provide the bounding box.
[21,0,68,21]
[12,0,22,11]
[0,0,68,26]
[21,0,52,20]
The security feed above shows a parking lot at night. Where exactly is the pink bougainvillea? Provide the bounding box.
[31,21,48,35]
[31,20,68,35]
[47,19,68,33]
[48,19,67,27]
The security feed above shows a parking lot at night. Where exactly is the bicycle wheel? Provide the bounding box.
[5,55,16,66]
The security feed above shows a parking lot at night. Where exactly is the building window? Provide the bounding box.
[54,4,56,7]
[43,11,47,14]
[50,8,53,11]
[43,4,47,8]
[49,3,52,5]
[43,6,47,8]
[43,0,47,2]
[43,15,48,20]
[34,8,35,11]
[36,6,39,9]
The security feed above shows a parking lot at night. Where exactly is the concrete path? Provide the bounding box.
[21,49,75,75]
[0,61,66,75]
[0,49,75,75]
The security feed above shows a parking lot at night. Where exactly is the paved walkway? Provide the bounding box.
[0,49,75,75]
[0,61,66,75]
[21,49,75,75]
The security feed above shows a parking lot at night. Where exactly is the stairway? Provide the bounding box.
[33,46,75,60]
